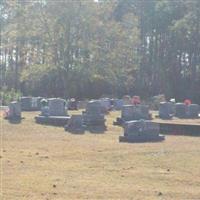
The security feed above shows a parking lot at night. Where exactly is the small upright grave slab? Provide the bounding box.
[159,102,174,119]
[48,98,67,116]
[113,99,123,110]
[83,100,106,132]
[65,115,85,133]
[99,98,111,114]
[35,98,70,126]
[119,120,165,143]
[4,101,22,122]
[175,103,187,118]
[187,104,199,118]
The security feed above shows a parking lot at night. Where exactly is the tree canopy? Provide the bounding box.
[0,0,200,103]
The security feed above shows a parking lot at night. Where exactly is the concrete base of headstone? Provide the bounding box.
[119,135,165,143]
[35,115,70,126]
[86,125,107,133]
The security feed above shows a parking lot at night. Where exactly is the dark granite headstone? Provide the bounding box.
[159,102,174,119]
[83,100,106,132]
[119,120,165,142]
[65,115,85,133]
[48,98,67,116]
[175,103,187,118]
[187,104,199,118]
[7,101,21,121]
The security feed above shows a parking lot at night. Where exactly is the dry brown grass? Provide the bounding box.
[1,111,200,200]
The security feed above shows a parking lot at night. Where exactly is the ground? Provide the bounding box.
[0,111,200,200]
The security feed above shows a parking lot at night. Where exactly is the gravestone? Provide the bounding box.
[99,98,111,113]
[121,105,134,121]
[187,104,199,118]
[65,115,85,133]
[20,97,32,111]
[175,103,187,118]
[114,104,151,125]
[119,120,165,142]
[48,98,67,116]
[7,101,21,121]
[83,100,106,132]
[159,102,174,119]
[113,99,123,110]
[35,98,70,126]
[20,96,42,111]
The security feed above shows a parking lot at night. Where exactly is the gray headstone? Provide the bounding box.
[175,103,187,118]
[83,100,106,130]
[99,98,111,113]
[65,115,85,133]
[48,98,67,116]
[113,99,123,110]
[187,104,199,118]
[8,101,21,120]
[121,105,150,122]
[20,97,32,111]
[159,102,174,119]
[121,105,134,121]
[120,120,164,142]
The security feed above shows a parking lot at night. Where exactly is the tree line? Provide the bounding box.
[0,0,200,103]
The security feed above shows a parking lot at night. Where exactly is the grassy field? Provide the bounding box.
[1,110,200,200]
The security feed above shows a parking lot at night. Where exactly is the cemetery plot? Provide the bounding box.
[119,120,165,143]
[35,98,70,126]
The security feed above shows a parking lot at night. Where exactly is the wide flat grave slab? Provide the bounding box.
[153,118,200,136]
[35,115,70,126]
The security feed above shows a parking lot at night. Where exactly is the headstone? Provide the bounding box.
[8,101,21,120]
[48,98,67,116]
[68,98,78,110]
[20,97,32,111]
[159,102,174,119]
[121,105,134,121]
[65,115,85,133]
[113,99,123,110]
[99,98,111,113]
[175,103,187,118]
[83,100,106,132]
[187,104,199,118]
[20,96,42,111]
[119,120,165,142]
[114,104,151,125]
[135,105,150,120]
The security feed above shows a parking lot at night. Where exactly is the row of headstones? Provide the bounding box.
[159,102,200,119]
[6,100,163,142]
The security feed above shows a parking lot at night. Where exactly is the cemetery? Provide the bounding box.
[1,1,200,198]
